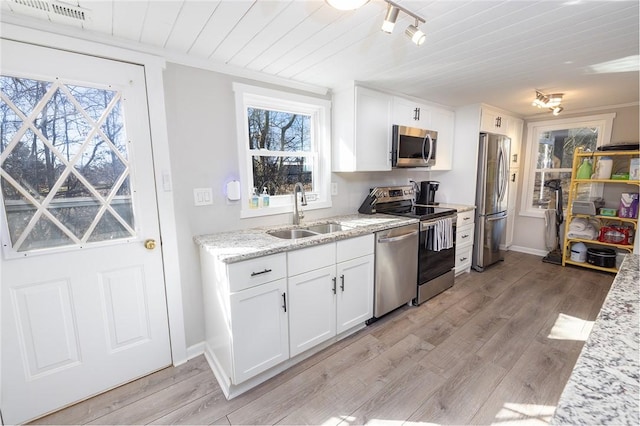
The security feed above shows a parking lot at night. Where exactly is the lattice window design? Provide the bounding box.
[0,75,135,252]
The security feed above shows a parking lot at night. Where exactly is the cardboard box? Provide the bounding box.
[619,193,639,218]
[630,158,639,181]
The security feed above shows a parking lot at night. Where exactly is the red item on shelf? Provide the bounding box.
[598,225,632,245]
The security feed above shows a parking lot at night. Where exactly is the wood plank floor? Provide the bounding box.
[32,252,614,425]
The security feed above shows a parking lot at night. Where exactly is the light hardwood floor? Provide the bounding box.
[32,252,614,425]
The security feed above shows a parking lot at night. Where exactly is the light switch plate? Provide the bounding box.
[193,188,213,206]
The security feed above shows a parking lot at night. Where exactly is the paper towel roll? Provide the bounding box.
[226,180,241,201]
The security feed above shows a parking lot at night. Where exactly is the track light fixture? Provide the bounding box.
[532,90,565,115]
[381,0,426,45]
[381,2,399,33]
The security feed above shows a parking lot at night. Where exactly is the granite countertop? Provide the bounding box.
[194,214,418,264]
[552,254,640,425]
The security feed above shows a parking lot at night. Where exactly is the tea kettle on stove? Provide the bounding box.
[414,180,439,205]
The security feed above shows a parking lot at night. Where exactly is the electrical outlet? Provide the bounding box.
[331,182,338,196]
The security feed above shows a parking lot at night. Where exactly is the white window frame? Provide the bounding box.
[520,113,616,218]
[233,83,331,219]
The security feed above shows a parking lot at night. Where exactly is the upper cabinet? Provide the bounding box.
[332,83,454,172]
[332,85,392,172]
[392,96,432,128]
[480,106,523,169]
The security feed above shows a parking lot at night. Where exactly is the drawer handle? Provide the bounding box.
[332,277,337,294]
[282,293,287,313]
[340,274,345,292]
[251,268,272,277]
[461,234,469,238]
[463,217,471,220]
[460,257,468,261]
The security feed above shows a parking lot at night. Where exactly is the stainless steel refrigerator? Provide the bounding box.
[472,132,510,271]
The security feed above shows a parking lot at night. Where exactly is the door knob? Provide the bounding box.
[144,239,156,250]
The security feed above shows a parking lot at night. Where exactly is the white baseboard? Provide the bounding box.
[508,245,548,257]
[185,342,206,361]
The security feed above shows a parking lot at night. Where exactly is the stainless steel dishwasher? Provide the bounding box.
[373,223,419,319]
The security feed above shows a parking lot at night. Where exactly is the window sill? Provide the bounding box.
[240,200,332,219]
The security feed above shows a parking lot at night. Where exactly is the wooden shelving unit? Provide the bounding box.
[562,148,639,272]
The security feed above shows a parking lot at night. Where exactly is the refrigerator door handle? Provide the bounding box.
[497,144,508,203]
[487,214,508,222]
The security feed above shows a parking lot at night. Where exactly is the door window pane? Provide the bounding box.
[0,75,136,252]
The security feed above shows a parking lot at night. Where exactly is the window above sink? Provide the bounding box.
[233,83,332,219]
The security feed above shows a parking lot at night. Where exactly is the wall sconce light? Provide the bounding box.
[532,90,565,115]
[381,0,426,46]
[325,0,369,10]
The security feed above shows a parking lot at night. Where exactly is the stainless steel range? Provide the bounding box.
[360,185,457,306]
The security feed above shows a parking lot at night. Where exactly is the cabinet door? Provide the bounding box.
[229,279,289,384]
[430,107,455,170]
[503,168,519,248]
[354,87,392,171]
[507,117,523,168]
[392,96,431,128]
[288,266,336,357]
[480,108,509,135]
[336,254,374,334]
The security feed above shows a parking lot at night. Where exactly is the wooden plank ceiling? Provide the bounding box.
[1,0,638,116]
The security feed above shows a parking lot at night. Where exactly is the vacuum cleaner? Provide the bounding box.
[542,179,564,265]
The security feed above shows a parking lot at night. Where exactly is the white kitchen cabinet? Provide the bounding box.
[332,85,392,172]
[200,251,288,392]
[336,254,374,333]
[502,168,519,249]
[480,106,523,169]
[455,209,475,275]
[392,96,432,128]
[288,235,374,355]
[288,265,336,357]
[229,278,289,384]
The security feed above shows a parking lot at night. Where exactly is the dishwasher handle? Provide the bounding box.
[377,230,418,244]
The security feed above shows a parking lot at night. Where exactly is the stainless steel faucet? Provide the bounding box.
[293,182,307,225]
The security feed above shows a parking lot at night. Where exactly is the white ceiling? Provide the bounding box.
[1,0,638,117]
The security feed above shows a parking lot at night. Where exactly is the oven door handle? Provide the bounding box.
[378,231,418,244]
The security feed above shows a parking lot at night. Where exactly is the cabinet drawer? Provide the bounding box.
[456,209,475,226]
[337,234,374,263]
[455,245,473,269]
[228,253,287,292]
[288,243,336,276]
[456,224,474,247]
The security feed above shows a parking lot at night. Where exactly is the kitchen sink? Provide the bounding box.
[304,222,352,234]
[267,222,352,239]
[267,229,319,239]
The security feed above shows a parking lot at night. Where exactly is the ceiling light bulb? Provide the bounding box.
[546,94,563,108]
[551,106,564,116]
[532,91,548,108]
[325,0,369,10]
[406,23,426,46]
[381,4,399,33]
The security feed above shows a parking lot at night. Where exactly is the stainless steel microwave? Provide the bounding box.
[391,125,438,168]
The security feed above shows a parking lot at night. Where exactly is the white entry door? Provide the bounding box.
[0,40,171,424]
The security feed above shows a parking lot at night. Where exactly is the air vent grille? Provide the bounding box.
[8,0,88,22]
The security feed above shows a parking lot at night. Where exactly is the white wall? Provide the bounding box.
[511,105,639,254]
[163,63,437,349]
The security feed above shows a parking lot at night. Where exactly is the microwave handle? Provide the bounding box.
[425,134,434,164]
[421,134,427,162]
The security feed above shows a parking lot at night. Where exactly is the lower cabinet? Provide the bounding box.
[200,234,374,398]
[455,209,475,275]
[229,278,289,384]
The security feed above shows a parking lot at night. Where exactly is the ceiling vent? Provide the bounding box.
[7,0,90,26]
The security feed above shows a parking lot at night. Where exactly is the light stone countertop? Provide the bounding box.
[194,214,418,264]
[436,203,476,213]
[552,254,640,425]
